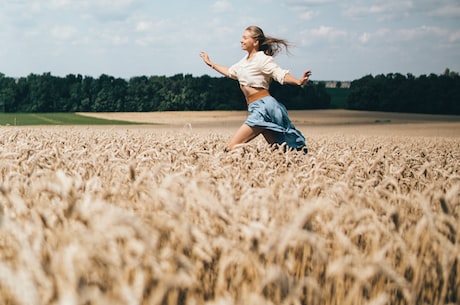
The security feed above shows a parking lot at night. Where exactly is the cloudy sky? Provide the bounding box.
[1,0,459,81]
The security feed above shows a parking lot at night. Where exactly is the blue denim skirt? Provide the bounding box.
[244,96,306,150]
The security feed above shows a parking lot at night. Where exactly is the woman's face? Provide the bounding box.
[240,30,258,52]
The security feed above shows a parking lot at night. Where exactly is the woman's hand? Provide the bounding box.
[199,52,230,77]
[200,52,212,67]
[300,70,312,86]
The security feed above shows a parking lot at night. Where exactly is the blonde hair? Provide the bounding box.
[246,25,290,57]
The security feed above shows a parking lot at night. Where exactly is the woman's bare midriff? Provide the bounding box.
[240,85,271,104]
[240,85,264,98]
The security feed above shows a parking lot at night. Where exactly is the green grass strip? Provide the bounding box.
[0,113,143,126]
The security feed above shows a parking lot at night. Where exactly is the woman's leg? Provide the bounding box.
[262,130,289,151]
[261,130,279,145]
[227,124,262,150]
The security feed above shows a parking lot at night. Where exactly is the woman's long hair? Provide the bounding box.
[246,25,290,57]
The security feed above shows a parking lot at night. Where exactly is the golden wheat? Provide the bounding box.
[0,126,459,305]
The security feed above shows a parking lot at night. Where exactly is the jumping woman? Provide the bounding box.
[200,25,312,153]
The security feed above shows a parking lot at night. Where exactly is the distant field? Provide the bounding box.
[77,109,460,125]
[78,109,460,137]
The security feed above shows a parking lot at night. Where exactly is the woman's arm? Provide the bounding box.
[284,70,312,86]
[200,52,230,77]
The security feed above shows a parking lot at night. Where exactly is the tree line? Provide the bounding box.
[0,72,330,113]
[1,70,458,114]
[346,69,460,115]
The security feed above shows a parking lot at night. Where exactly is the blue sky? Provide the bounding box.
[1,0,459,81]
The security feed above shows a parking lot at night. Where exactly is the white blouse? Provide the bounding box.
[228,51,289,89]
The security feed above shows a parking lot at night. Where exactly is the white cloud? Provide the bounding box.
[23,28,42,39]
[354,25,459,55]
[286,0,334,4]
[284,0,333,21]
[135,19,170,32]
[398,26,442,41]
[51,25,78,40]
[357,28,389,45]
[47,0,73,9]
[300,25,348,46]
[110,35,130,46]
[391,26,458,50]
[359,32,370,44]
[284,0,432,25]
[449,30,460,43]
[135,21,150,32]
[46,0,141,10]
[212,0,232,13]
[295,7,319,20]
[342,0,414,21]
[430,4,460,18]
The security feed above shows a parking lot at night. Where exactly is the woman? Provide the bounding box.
[200,25,312,152]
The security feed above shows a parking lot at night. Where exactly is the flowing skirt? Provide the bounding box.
[244,96,307,151]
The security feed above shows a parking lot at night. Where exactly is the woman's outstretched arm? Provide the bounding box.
[200,52,230,77]
[284,70,312,86]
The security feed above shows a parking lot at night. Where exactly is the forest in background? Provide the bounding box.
[0,69,458,114]
[347,69,460,115]
[0,73,330,113]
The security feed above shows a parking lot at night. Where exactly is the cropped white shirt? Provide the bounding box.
[228,51,289,89]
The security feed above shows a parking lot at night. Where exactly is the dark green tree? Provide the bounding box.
[0,73,17,112]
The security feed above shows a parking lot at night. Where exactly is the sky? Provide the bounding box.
[0,0,459,81]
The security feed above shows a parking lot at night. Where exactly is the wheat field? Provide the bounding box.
[1,111,459,305]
